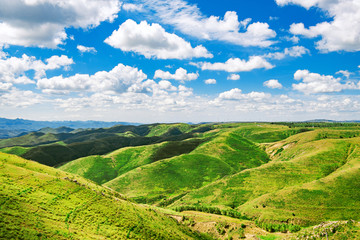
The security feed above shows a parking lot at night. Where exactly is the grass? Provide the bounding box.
[0,153,212,239]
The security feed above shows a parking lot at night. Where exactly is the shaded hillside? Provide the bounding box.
[0,123,202,148]
[3,123,206,167]
[60,138,207,185]
[0,153,210,240]
[22,134,195,167]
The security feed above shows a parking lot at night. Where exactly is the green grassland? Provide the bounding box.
[2,122,360,239]
[0,153,211,239]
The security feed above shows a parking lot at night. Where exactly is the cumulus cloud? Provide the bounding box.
[227,74,240,80]
[292,69,357,94]
[204,79,216,84]
[37,63,147,94]
[264,79,283,89]
[104,19,213,60]
[77,45,97,54]
[133,0,276,47]
[158,80,177,91]
[215,88,271,101]
[154,67,198,82]
[0,54,73,84]
[198,56,274,73]
[265,46,309,60]
[277,0,360,52]
[0,0,121,48]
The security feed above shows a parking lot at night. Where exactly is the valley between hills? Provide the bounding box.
[1,122,360,239]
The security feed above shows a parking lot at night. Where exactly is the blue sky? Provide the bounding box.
[1,0,360,123]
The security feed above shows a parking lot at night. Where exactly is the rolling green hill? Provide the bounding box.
[171,129,360,226]
[0,153,210,239]
[102,128,271,204]
[58,123,316,206]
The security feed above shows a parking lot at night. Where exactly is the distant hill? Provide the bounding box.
[0,117,141,139]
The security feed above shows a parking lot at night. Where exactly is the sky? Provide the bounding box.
[0,0,360,123]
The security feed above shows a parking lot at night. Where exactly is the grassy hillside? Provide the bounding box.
[59,137,208,184]
[240,138,360,225]
[0,146,31,156]
[171,130,360,226]
[0,153,210,239]
[0,132,68,148]
[103,128,270,204]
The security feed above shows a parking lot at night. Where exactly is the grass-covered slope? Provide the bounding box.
[0,153,210,239]
[239,138,360,225]
[0,146,31,156]
[59,137,208,185]
[172,130,360,225]
[0,132,68,148]
[103,128,270,204]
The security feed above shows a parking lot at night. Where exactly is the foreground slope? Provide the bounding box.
[0,153,209,239]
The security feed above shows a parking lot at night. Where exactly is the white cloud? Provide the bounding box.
[215,88,271,101]
[77,45,97,54]
[135,0,276,47]
[275,0,318,9]
[154,67,198,82]
[0,82,12,92]
[104,19,213,60]
[292,69,357,94]
[204,79,216,84]
[37,63,147,94]
[265,46,309,60]
[0,54,73,84]
[264,79,283,89]
[0,48,8,59]
[284,35,300,43]
[336,70,351,78]
[0,0,121,48]
[227,74,240,80]
[52,80,197,113]
[0,88,43,107]
[45,55,74,70]
[122,3,143,12]
[199,56,274,73]
[277,0,360,52]
[158,80,177,91]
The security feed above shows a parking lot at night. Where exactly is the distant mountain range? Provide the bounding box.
[0,118,140,139]
[304,119,360,123]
